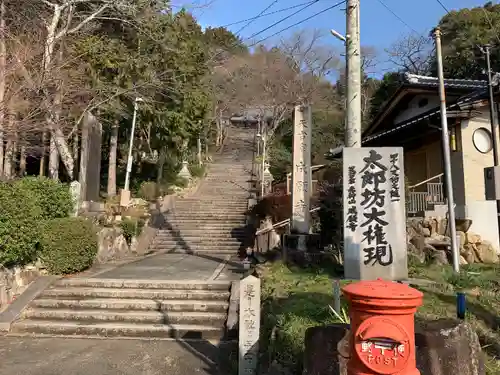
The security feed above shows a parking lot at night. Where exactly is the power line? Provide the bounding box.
[235,0,279,36]
[435,0,450,14]
[249,1,346,47]
[243,0,322,42]
[221,1,326,28]
[375,0,420,35]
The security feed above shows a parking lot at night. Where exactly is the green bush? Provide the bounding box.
[138,181,158,201]
[174,176,189,188]
[189,164,206,178]
[39,218,98,274]
[120,218,145,245]
[0,182,42,266]
[14,177,73,219]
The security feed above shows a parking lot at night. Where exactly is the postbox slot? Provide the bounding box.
[366,338,400,350]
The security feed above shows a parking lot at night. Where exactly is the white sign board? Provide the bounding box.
[239,275,261,375]
[343,147,407,280]
[291,105,312,233]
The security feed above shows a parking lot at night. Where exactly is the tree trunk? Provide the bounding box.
[197,136,202,166]
[78,112,90,202]
[49,135,59,179]
[42,5,75,179]
[19,137,26,177]
[156,147,166,185]
[3,99,14,179]
[39,131,47,176]
[0,0,6,178]
[49,45,64,180]
[3,138,11,178]
[72,128,78,166]
[107,120,118,197]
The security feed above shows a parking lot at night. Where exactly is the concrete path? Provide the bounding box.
[83,252,244,281]
[94,253,226,280]
[0,337,235,375]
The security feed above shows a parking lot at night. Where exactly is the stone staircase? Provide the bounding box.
[150,128,253,256]
[11,278,230,339]
[8,124,255,340]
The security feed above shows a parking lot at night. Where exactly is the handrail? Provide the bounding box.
[408,173,444,189]
[255,206,320,236]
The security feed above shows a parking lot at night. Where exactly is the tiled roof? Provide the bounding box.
[403,73,488,90]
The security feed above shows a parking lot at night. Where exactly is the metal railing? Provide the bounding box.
[408,173,445,214]
[254,207,320,253]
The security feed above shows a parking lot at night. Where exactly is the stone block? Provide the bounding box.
[466,232,481,245]
[474,241,499,264]
[415,319,485,375]
[96,227,131,263]
[303,324,349,375]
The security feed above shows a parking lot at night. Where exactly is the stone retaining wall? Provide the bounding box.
[407,217,499,265]
[0,265,46,309]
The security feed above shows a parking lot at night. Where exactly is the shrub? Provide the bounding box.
[120,218,145,245]
[174,176,189,188]
[189,164,206,178]
[250,193,291,223]
[138,181,158,201]
[0,182,42,266]
[317,181,343,249]
[14,176,73,219]
[39,218,98,274]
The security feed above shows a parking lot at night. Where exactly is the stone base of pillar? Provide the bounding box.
[283,233,321,264]
[283,233,321,252]
[178,161,192,179]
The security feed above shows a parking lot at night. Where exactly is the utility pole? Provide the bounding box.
[433,28,460,273]
[482,44,499,166]
[345,0,362,147]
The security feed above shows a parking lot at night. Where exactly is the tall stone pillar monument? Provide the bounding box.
[291,104,312,235]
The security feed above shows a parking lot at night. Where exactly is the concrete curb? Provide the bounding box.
[0,275,58,332]
[225,280,240,339]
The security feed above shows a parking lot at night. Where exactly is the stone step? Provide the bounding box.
[23,308,227,326]
[172,202,248,207]
[159,249,238,255]
[41,288,230,301]
[170,207,248,213]
[152,238,243,246]
[54,279,231,290]
[169,212,247,217]
[156,231,245,238]
[165,218,246,224]
[175,199,248,204]
[167,213,246,218]
[150,243,241,251]
[31,298,229,312]
[161,224,246,230]
[10,320,224,340]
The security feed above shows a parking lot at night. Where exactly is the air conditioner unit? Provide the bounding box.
[484,166,500,200]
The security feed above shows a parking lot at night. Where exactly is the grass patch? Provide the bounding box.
[410,263,500,375]
[261,261,500,375]
[260,262,348,373]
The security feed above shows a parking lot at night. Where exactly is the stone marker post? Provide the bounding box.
[178,139,192,179]
[291,104,312,234]
[69,181,82,217]
[343,147,407,280]
[239,275,261,375]
[262,162,273,195]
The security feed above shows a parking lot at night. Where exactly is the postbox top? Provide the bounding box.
[342,279,423,300]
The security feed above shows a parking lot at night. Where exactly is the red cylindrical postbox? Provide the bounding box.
[342,279,423,375]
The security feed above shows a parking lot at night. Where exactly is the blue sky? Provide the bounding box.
[179,0,492,77]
